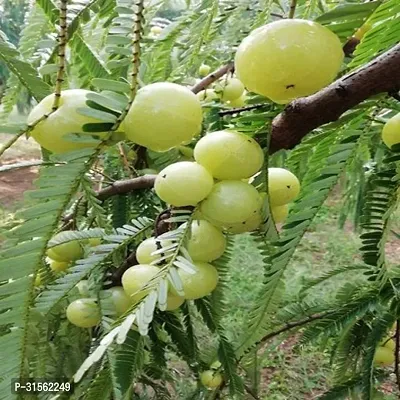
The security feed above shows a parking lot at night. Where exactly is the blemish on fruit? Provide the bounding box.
[286,84,295,89]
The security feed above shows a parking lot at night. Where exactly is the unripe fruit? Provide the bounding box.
[215,78,245,101]
[150,25,162,35]
[380,338,395,352]
[200,370,223,388]
[200,180,260,224]
[228,93,246,107]
[196,89,218,103]
[268,168,300,206]
[271,204,289,223]
[123,83,203,152]
[27,89,108,153]
[194,130,264,180]
[155,161,214,206]
[87,238,102,247]
[76,280,89,296]
[179,261,218,299]
[48,259,70,273]
[66,298,101,328]
[199,64,211,77]
[374,346,395,367]
[136,237,172,264]
[122,264,160,302]
[235,19,344,103]
[225,212,262,234]
[381,113,400,149]
[47,234,83,262]
[108,287,131,316]
[184,220,226,262]
[166,295,185,311]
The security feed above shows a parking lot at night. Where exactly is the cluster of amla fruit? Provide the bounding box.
[27,19,344,155]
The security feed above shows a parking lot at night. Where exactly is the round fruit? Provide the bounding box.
[194,130,264,180]
[76,280,89,296]
[200,180,260,224]
[268,168,300,206]
[108,286,131,316]
[27,89,108,153]
[122,264,160,302]
[228,93,246,107]
[136,237,172,264]
[166,295,185,311]
[48,259,70,273]
[150,25,162,35]
[225,212,262,234]
[87,238,102,247]
[66,298,101,328]
[380,338,395,352]
[47,234,83,262]
[199,64,211,77]
[200,370,223,388]
[382,113,400,149]
[215,78,245,102]
[374,346,395,367]
[155,161,214,206]
[196,89,218,103]
[179,261,218,300]
[123,82,203,152]
[235,19,344,103]
[271,204,289,223]
[185,220,226,262]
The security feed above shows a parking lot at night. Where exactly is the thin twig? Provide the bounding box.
[245,384,260,400]
[0,130,27,159]
[191,63,235,94]
[288,0,297,18]
[219,103,266,116]
[395,320,400,391]
[0,160,61,172]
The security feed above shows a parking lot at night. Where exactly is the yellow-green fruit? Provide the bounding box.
[47,235,83,262]
[380,338,395,352]
[27,89,108,153]
[136,237,172,264]
[271,204,289,223]
[123,82,203,152]
[179,261,218,300]
[235,19,344,104]
[382,113,400,149]
[155,161,214,206]
[200,370,223,388]
[225,212,262,234]
[199,64,211,77]
[228,93,247,107]
[354,22,372,41]
[268,168,300,206]
[49,259,70,273]
[215,78,245,101]
[66,298,101,328]
[185,220,226,262]
[200,180,261,224]
[76,280,89,296]
[194,130,264,180]
[87,238,102,247]
[196,89,218,103]
[108,287,131,316]
[150,25,162,35]
[121,264,160,302]
[166,295,185,311]
[373,346,395,367]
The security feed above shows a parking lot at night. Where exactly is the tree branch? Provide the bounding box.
[191,63,234,94]
[270,43,400,153]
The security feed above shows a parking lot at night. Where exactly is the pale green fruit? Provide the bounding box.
[228,93,247,107]
[271,204,289,223]
[225,212,262,234]
[66,298,101,328]
[166,295,185,311]
[268,168,300,206]
[47,233,83,262]
[235,19,344,103]
[200,180,260,224]
[155,161,214,206]
[179,261,218,300]
[136,237,172,264]
[76,280,89,296]
[185,220,226,262]
[27,89,108,153]
[121,264,160,302]
[200,370,223,388]
[87,238,102,247]
[48,259,70,273]
[382,113,400,148]
[215,78,245,101]
[123,82,203,152]
[374,346,394,367]
[199,64,211,76]
[194,130,264,180]
[108,287,131,316]
[380,338,395,352]
[196,89,218,103]
[150,26,162,35]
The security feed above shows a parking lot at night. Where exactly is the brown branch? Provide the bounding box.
[191,63,234,94]
[270,43,400,154]
[288,0,297,18]
[219,103,266,116]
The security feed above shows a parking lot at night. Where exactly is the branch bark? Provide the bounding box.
[191,63,234,94]
[270,43,400,153]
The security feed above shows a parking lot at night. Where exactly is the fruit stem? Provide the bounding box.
[52,0,68,111]
[288,0,297,18]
